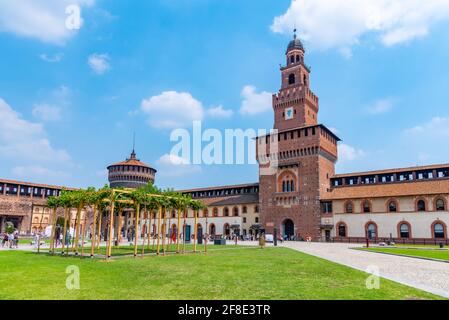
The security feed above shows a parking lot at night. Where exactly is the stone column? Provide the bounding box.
[2,183,6,195]
[17,185,21,197]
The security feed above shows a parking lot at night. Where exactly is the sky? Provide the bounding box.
[1,0,449,190]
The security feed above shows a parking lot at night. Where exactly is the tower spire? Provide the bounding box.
[130,132,136,159]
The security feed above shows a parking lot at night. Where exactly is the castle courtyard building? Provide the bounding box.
[0,34,448,244]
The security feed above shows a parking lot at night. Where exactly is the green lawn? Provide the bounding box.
[360,247,449,262]
[0,247,442,300]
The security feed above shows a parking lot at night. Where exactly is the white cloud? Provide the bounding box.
[39,53,64,63]
[88,53,110,75]
[0,98,70,162]
[239,85,272,116]
[32,103,61,122]
[156,154,202,177]
[0,0,94,45]
[338,143,365,161]
[206,105,234,119]
[141,91,204,129]
[271,0,449,53]
[366,98,396,115]
[405,117,449,136]
[12,165,70,179]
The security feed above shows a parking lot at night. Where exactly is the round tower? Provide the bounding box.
[107,150,157,189]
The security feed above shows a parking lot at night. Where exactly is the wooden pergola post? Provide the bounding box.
[193,210,198,253]
[90,204,97,257]
[156,206,162,255]
[133,202,141,257]
[73,205,82,255]
[176,208,181,253]
[96,210,102,250]
[49,207,57,255]
[107,198,115,259]
[61,208,68,255]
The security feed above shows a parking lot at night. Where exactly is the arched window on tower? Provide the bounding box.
[303,75,308,86]
[290,55,295,64]
[288,73,295,85]
[296,55,300,62]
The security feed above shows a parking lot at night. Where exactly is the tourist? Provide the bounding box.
[8,232,15,249]
[1,233,7,248]
[13,232,19,248]
[33,232,40,249]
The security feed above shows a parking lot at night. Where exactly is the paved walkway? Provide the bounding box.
[279,242,449,298]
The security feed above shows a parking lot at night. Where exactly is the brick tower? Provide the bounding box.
[256,31,340,241]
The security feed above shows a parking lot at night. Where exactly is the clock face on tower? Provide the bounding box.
[285,107,294,120]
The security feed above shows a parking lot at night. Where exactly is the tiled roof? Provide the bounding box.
[179,183,259,193]
[332,163,449,179]
[322,178,449,200]
[197,194,259,206]
[0,179,77,190]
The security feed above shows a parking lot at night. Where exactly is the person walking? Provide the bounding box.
[13,232,19,249]
[1,233,7,248]
[8,232,15,249]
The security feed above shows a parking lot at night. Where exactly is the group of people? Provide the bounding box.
[1,231,19,249]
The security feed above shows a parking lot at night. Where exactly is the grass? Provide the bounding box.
[0,246,442,300]
[360,247,449,262]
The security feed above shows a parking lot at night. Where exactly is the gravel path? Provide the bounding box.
[280,242,449,298]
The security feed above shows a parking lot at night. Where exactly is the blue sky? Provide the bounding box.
[1,0,449,190]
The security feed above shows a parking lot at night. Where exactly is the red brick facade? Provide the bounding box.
[257,35,339,240]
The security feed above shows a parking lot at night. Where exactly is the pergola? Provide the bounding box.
[46,186,207,259]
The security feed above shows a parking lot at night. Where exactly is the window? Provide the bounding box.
[224,207,229,217]
[338,223,347,237]
[255,217,259,223]
[321,202,333,214]
[388,201,397,213]
[233,207,239,217]
[417,199,426,212]
[254,205,259,213]
[242,206,247,214]
[366,223,377,239]
[436,199,446,211]
[213,208,218,217]
[288,73,295,85]
[434,223,445,239]
[296,55,300,62]
[345,202,353,214]
[362,201,371,213]
[243,217,247,223]
[399,223,410,239]
[290,55,294,64]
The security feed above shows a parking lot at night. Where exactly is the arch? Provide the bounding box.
[212,207,219,217]
[254,205,259,213]
[209,223,216,236]
[397,221,411,239]
[361,200,372,213]
[277,170,297,193]
[288,73,296,85]
[431,220,447,239]
[223,223,230,236]
[290,55,295,64]
[387,199,399,213]
[223,207,229,217]
[336,222,347,238]
[296,55,300,62]
[282,219,295,239]
[233,207,239,217]
[303,74,308,86]
[365,222,378,240]
[416,198,427,212]
[242,206,247,214]
[434,197,447,211]
[344,201,354,214]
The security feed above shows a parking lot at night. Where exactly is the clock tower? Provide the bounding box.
[257,31,340,241]
[274,30,318,131]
